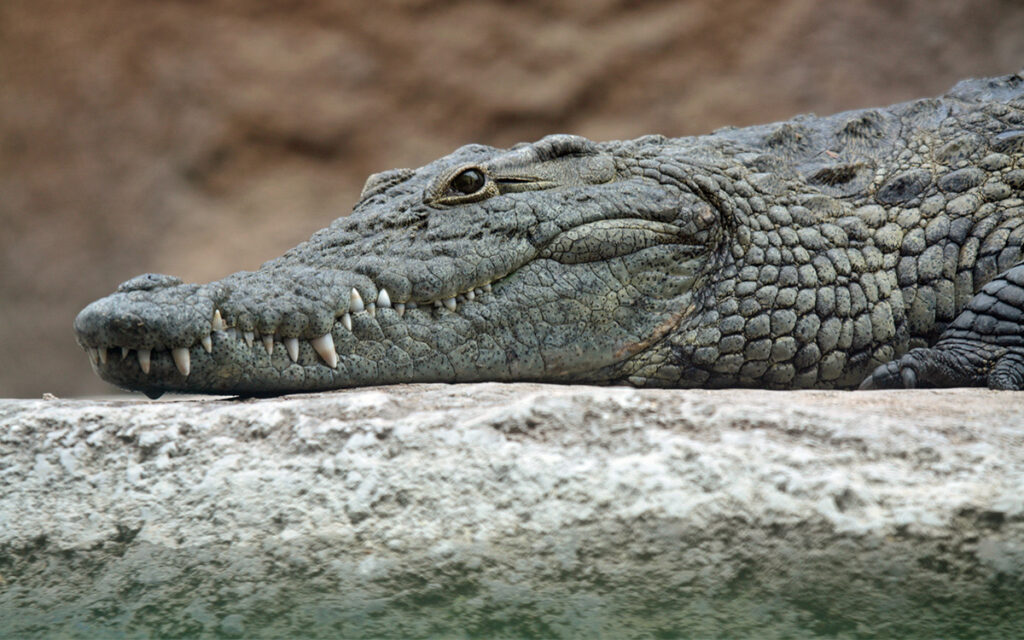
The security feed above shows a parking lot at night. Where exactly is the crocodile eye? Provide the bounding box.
[450,168,486,194]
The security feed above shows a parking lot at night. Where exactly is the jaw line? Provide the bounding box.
[80,267,519,392]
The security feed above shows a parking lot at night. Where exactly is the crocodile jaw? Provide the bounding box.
[74,270,514,397]
[75,253,704,397]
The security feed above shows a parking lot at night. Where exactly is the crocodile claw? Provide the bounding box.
[858,359,918,389]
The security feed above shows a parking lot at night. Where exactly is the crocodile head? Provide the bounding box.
[74,134,725,397]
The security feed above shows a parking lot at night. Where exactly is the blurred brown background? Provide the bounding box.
[2,0,1023,397]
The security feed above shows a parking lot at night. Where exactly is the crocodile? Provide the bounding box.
[75,73,1024,398]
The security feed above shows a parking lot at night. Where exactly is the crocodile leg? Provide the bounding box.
[860,263,1024,390]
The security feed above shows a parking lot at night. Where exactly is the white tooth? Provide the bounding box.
[98,347,108,364]
[244,331,254,348]
[284,337,299,362]
[367,302,376,317]
[443,297,457,312]
[87,348,99,365]
[212,309,226,331]
[484,283,492,293]
[394,303,405,317]
[474,288,484,296]
[121,346,130,360]
[350,288,364,313]
[138,349,151,374]
[466,290,475,301]
[377,289,392,308]
[434,300,442,309]
[262,334,274,355]
[310,333,337,368]
[172,347,191,377]
[201,335,213,353]
[342,313,352,331]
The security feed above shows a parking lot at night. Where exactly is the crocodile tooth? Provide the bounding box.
[434,300,442,309]
[443,297,457,312]
[212,309,226,332]
[98,347,108,364]
[394,303,405,317]
[121,346,130,360]
[367,302,376,317]
[310,333,337,368]
[262,334,274,355]
[138,349,151,374]
[284,337,299,362]
[377,289,392,308]
[87,348,99,365]
[350,288,365,313]
[172,347,191,377]
[342,313,352,331]
[465,290,475,301]
[201,335,213,353]
[484,283,492,293]
[243,331,254,348]
[474,288,484,296]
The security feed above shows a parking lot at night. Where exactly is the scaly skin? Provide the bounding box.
[75,74,1024,397]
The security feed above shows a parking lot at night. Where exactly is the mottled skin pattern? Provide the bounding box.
[75,74,1024,397]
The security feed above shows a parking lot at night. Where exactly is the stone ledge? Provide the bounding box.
[1,384,1023,638]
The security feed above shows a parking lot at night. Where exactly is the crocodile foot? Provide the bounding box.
[861,263,1024,390]
[859,341,1024,389]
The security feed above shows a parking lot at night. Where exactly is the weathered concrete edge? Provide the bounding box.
[1,384,1023,638]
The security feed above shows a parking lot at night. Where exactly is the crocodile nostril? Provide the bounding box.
[116,273,184,293]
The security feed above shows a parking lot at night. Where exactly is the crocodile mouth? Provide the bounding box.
[78,271,510,386]
[77,201,703,397]
[79,212,699,378]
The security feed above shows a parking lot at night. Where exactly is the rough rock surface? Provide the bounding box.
[1,384,1022,638]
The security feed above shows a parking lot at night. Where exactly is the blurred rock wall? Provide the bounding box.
[2,0,1024,396]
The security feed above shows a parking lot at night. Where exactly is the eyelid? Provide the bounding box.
[428,169,498,206]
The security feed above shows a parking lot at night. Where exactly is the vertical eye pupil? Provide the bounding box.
[451,169,486,194]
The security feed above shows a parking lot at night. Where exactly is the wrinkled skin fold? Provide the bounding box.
[76,74,1024,396]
